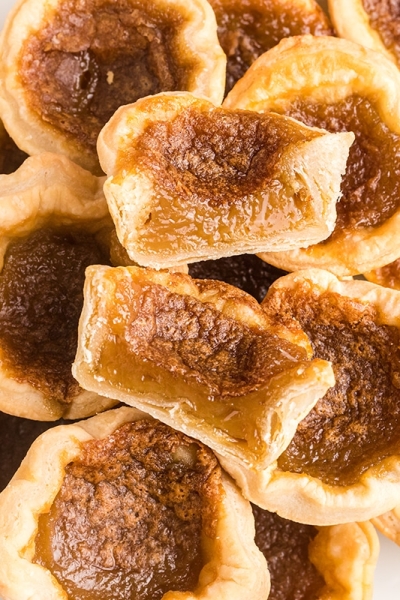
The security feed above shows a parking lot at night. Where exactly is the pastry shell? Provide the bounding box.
[0,0,226,174]
[73,264,334,478]
[0,406,270,600]
[98,91,353,268]
[240,268,400,525]
[0,153,117,421]
[225,35,400,277]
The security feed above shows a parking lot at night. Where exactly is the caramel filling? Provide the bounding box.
[122,107,321,256]
[19,0,195,152]
[287,95,400,239]
[0,225,111,404]
[189,254,287,303]
[90,270,310,456]
[252,504,325,600]
[34,420,222,600]
[362,0,400,65]
[264,286,400,486]
[209,0,332,94]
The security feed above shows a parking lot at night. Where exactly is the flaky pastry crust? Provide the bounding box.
[0,406,269,600]
[0,0,226,174]
[98,91,352,268]
[73,265,334,480]
[225,35,400,276]
[0,153,117,421]
[231,268,400,525]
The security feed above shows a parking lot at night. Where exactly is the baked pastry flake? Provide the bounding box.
[0,406,269,600]
[225,35,400,276]
[0,0,226,174]
[98,91,353,269]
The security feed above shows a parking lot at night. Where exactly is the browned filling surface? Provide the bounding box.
[209,0,333,94]
[128,106,321,206]
[0,225,111,404]
[189,254,288,303]
[252,504,325,600]
[368,259,400,290]
[0,127,28,174]
[19,0,195,152]
[263,285,400,486]
[362,0,400,64]
[34,420,222,600]
[287,94,400,239]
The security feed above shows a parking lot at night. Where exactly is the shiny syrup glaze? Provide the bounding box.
[34,420,222,600]
[0,225,111,404]
[263,285,400,486]
[287,95,400,240]
[208,0,333,94]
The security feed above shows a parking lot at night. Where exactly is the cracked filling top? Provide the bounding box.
[19,0,196,152]
[252,504,325,600]
[263,285,400,486]
[33,419,223,600]
[362,0,400,66]
[286,94,400,241]
[0,225,111,405]
[208,0,333,94]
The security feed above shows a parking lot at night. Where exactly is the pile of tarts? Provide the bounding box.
[2,0,400,598]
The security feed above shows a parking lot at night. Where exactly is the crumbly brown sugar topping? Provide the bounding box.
[209,0,333,93]
[19,0,194,151]
[252,504,325,600]
[125,106,320,207]
[264,285,400,486]
[0,225,111,404]
[34,420,223,600]
[287,94,400,238]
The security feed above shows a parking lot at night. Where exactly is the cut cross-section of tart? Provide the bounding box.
[0,406,269,600]
[98,92,353,269]
[72,265,334,476]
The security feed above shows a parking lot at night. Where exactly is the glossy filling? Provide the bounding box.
[265,286,400,486]
[252,504,325,600]
[0,226,111,404]
[209,0,332,93]
[123,107,321,255]
[287,95,400,240]
[19,0,194,152]
[362,0,400,64]
[34,420,221,600]
[89,270,310,455]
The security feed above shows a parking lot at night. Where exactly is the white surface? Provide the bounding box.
[0,0,400,597]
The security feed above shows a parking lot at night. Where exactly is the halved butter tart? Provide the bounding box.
[0,152,122,421]
[207,0,333,95]
[0,406,269,600]
[224,35,400,276]
[72,264,334,494]
[253,505,378,600]
[253,268,400,525]
[0,0,226,174]
[97,92,353,269]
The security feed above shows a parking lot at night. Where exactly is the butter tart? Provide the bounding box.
[0,153,119,421]
[328,0,400,68]
[98,91,353,269]
[0,0,226,174]
[253,505,378,600]
[0,406,269,600]
[73,264,334,483]
[251,268,400,524]
[208,0,333,94]
[225,35,400,277]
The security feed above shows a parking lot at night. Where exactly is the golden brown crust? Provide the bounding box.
[372,506,400,546]
[0,153,117,421]
[364,259,400,291]
[0,0,226,174]
[98,91,353,268]
[225,35,400,276]
[0,406,269,600]
[224,268,400,525]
